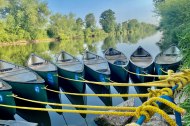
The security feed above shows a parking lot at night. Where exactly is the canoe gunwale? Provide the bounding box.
[83,51,111,75]
[129,46,154,69]
[104,48,129,68]
[0,80,12,91]
[0,60,45,84]
[27,53,57,72]
[55,51,84,73]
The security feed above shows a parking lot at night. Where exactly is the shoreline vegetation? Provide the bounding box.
[154,0,190,125]
[0,0,156,45]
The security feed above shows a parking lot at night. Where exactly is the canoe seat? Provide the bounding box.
[87,57,96,60]
[97,69,108,72]
[32,62,44,66]
[0,68,13,72]
[60,59,72,62]
[132,54,150,57]
[165,54,178,56]
[114,60,126,65]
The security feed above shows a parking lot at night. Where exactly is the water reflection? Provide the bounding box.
[102,36,117,50]
[16,101,51,126]
[0,31,162,126]
[46,91,62,114]
[59,77,87,118]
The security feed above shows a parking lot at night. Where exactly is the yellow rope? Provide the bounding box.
[57,75,171,87]
[10,94,137,111]
[145,97,186,115]
[44,87,150,97]
[142,105,177,126]
[0,104,136,116]
[122,67,167,78]
[160,68,168,74]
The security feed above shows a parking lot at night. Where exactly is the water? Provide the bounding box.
[1,32,162,126]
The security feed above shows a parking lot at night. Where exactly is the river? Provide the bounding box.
[1,31,162,126]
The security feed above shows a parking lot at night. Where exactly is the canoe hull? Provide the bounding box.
[129,62,154,102]
[155,61,181,75]
[34,70,59,90]
[58,67,85,93]
[84,65,110,90]
[0,90,16,119]
[108,62,129,96]
[4,81,48,104]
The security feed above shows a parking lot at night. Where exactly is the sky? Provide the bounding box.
[47,0,159,26]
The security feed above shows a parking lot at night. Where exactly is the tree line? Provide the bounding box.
[0,0,156,42]
[154,0,190,125]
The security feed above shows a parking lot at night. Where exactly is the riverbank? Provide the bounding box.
[0,38,56,47]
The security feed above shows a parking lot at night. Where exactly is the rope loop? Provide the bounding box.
[160,88,173,97]
[135,106,151,122]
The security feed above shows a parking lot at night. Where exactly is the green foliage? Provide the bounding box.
[85,13,96,30]
[76,18,84,31]
[0,0,50,42]
[99,9,116,33]
[154,0,190,124]
[0,2,156,43]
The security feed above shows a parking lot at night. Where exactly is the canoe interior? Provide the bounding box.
[83,51,110,74]
[56,51,83,72]
[130,46,153,68]
[0,80,12,90]
[27,54,56,72]
[105,48,128,66]
[155,46,182,64]
[0,60,39,82]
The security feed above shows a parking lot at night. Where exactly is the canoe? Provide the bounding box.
[104,48,129,96]
[129,46,154,102]
[83,51,111,90]
[0,80,16,119]
[27,54,59,90]
[55,51,85,93]
[155,46,183,75]
[104,48,129,82]
[0,60,47,104]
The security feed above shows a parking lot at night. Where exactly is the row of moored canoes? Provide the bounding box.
[0,45,182,118]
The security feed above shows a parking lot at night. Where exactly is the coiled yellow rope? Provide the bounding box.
[9,94,137,111]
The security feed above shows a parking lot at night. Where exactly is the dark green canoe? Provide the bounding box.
[104,48,129,97]
[27,54,59,90]
[0,80,16,119]
[0,60,47,104]
[155,46,183,75]
[55,51,85,93]
[129,46,154,102]
[83,51,111,90]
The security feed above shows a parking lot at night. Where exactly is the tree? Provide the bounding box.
[85,13,96,29]
[0,0,50,40]
[115,23,122,35]
[76,17,84,30]
[99,9,116,33]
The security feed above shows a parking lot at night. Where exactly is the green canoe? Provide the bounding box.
[0,80,16,119]
[155,46,183,75]
[0,60,47,104]
[129,46,154,102]
[27,54,59,90]
[104,48,129,96]
[55,51,85,93]
[83,51,111,90]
